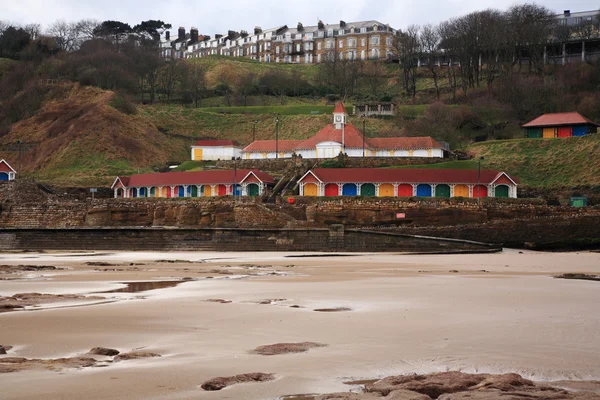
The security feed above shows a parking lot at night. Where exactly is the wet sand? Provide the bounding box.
[0,249,599,399]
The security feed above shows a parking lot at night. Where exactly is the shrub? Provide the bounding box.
[109,95,137,115]
[320,159,345,168]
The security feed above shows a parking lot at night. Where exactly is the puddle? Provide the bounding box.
[97,280,186,293]
[54,253,115,258]
[280,395,317,400]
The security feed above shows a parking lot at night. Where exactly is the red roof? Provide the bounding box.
[367,137,442,150]
[192,139,240,147]
[295,124,366,149]
[0,159,16,173]
[243,140,304,152]
[116,170,274,188]
[333,102,347,114]
[304,168,518,185]
[522,112,599,128]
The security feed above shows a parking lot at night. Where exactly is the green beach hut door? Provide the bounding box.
[360,183,376,196]
[527,128,543,138]
[495,185,509,198]
[247,183,260,197]
[435,184,451,198]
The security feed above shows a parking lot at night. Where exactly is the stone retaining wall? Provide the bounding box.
[0,226,499,253]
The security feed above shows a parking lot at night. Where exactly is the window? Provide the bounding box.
[276,46,280,53]
[317,54,321,63]
[361,50,365,60]
[328,29,334,37]
[339,52,343,60]
[371,36,380,45]
[361,27,367,33]
[361,38,366,46]
[386,37,392,46]
[296,44,301,52]
[575,17,582,24]
[339,40,344,48]
[318,42,322,50]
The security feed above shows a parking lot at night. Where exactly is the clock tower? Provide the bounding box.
[333,102,347,130]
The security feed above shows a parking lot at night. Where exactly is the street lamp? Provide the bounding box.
[275,116,280,159]
[477,156,484,206]
[252,120,258,142]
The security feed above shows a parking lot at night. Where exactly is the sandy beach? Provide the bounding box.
[1,249,600,399]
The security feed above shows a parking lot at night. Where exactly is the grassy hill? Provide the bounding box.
[1,84,400,186]
[468,135,600,188]
[389,135,600,188]
[2,81,599,190]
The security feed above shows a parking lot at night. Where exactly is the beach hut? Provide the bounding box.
[297,168,519,198]
[522,112,598,139]
[0,160,17,181]
[112,170,274,198]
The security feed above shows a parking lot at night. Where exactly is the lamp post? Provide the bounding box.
[275,116,280,159]
[252,120,258,142]
[477,156,484,206]
[362,117,366,158]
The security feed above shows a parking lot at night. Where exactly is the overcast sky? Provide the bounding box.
[2,0,599,33]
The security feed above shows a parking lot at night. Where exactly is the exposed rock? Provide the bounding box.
[206,299,232,304]
[0,292,103,313]
[449,270,459,273]
[0,356,97,373]
[201,372,275,391]
[315,393,380,400]
[251,342,327,356]
[0,265,60,273]
[359,372,600,400]
[257,298,287,305]
[386,390,432,400]
[85,262,118,267]
[366,372,493,397]
[314,307,351,312]
[88,347,120,356]
[555,274,600,282]
[0,346,6,355]
[113,351,160,362]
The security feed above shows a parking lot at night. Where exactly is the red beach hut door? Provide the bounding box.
[557,127,572,138]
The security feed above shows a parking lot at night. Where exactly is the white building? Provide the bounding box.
[191,140,243,161]
[241,103,445,160]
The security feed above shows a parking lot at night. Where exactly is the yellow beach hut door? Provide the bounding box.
[303,183,318,196]
[193,148,203,161]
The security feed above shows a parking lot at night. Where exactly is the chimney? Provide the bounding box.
[178,27,185,40]
[228,30,237,39]
[241,30,249,38]
[254,26,263,35]
[318,20,325,30]
[564,10,571,16]
[165,30,170,41]
[297,22,304,31]
[340,20,346,28]
[190,28,199,43]
[215,34,223,40]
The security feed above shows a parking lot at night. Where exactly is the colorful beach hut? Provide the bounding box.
[522,112,598,138]
[112,170,274,198]
[297,168,518,198]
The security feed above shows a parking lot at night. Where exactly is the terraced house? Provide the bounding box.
[161,20,396,63]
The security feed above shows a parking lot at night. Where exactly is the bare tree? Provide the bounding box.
[47,20,79,52]
[361,61,387,98]
[392,25,420,101]
[180,63,206,107]
[157,59,183,102]
[420,24,441,99]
